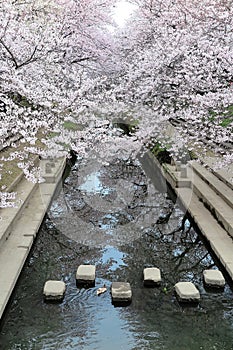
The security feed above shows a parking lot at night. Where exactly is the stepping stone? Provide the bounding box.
[174,282,200,303]
[76,265,96,286]
[43,280,66,301]
[111,282,132,303]
[143,267,161,286]
[203,269,225,288]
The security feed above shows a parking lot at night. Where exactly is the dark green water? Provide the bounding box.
[1,157,233,350]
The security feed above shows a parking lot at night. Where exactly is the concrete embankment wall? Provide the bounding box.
[0,157,67,320]
[140,151,233,284]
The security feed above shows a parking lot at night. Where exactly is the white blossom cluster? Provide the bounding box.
[0,0,232,207]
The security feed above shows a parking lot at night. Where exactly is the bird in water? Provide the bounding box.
[97,284,107,295]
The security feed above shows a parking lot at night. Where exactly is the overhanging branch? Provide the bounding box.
[71,57,93,64]
[0,39,19,68]
[0,39,38,69]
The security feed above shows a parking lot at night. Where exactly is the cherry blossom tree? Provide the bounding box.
[91,0,233,162]
[0,0,118,206]
[1,0,233,207]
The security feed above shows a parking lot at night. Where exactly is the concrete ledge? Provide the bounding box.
[161,157,233,240]
[200,157,233,191]
[163,164,192,188]
[190,161,233,209]
[212,167,233,191]
[0,157,67,319]
[191,172,233,237]
[0,247,29,319]
[159,157,233,285]
[225,262,233,280]
[41,158,66,183]
[0,180,38,249]
[210,238,233,267]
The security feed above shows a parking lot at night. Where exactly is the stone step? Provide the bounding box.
[0,157,66,320]
[0,190,43,319]
[177,187,233,279]
[190,161,233,209]
[0,175,63,319]
[212,167,233,191]
[200,157,233,191]
[0,178,38,250]
[0,246,29,318]
[0,157,66,250]
[161,152,233,284]
[190,170,233,237]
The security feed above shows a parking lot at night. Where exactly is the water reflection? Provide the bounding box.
[100,246,127,271]
[1,157,233,349]
[79,171,112,196]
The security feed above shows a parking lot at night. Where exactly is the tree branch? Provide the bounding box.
[71,57,93,64]
[0,39,38,69]
[0,39,19,68]
[17,45,38,69]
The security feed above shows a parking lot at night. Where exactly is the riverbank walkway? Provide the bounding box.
[160,155,233,279]
[0,157,66,320]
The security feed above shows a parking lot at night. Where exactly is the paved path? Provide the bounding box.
[160,155,233,281]
[0,157,66,320]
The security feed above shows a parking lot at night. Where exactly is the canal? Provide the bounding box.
[1,155,233,349]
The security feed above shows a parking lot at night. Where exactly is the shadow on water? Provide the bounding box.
[1,156,233,350]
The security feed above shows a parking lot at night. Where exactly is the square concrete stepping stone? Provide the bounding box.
[203,269,225,288]
[43,280,66,301]
[143,267,161,286]
[76,264,96,286]
[111,282,132,303]
[174,282,200,303]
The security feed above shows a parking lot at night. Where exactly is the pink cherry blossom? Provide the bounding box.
[0,0,232,207]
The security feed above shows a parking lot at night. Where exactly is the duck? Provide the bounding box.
[97,284,107,296]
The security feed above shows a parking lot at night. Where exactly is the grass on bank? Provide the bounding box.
[0,121,80,192]
[208,105,233,128]
[150,141,215,165]
[0,151,23,190]
[0,131,47,191]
